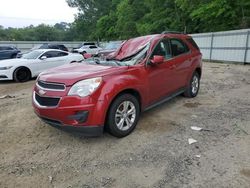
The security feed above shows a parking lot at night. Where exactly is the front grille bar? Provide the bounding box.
[33,92,61,108]
[37,80,66,91]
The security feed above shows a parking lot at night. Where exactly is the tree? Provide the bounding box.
[66,0,113,40]
[1,0,249,41]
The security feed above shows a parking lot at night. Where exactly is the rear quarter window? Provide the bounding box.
[187,38,200,51]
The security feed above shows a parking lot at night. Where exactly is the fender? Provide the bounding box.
[185,55,202,86]
[93,68,147,123]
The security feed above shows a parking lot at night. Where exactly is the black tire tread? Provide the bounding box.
[13,67,31,82]
[184,71,200,98]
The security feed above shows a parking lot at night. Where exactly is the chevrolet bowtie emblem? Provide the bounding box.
[38,89,46,96]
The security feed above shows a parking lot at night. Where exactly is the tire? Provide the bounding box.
[13,67,31,82]
[184,71,200,98]
[106,94,140,138]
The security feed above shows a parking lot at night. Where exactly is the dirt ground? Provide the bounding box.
[0,62,250,188]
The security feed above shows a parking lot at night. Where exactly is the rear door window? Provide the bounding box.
[170,39,189,56]
[42,51,60,58]
[58,52,68,57]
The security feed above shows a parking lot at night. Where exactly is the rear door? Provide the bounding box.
[169,38,192,91]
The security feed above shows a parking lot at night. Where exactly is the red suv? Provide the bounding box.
[32,33,202,137]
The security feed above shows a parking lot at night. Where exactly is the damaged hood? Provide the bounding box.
[111,34,159,61]
[38,63,128,86]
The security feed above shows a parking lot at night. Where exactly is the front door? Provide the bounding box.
[38,51,66,73]
[145,38,176,105]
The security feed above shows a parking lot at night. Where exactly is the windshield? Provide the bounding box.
[84,59,122,66]
[82,43,150,67]
[22,51,44,59]
[118,43,150,65]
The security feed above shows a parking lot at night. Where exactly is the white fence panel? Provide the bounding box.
[1,29,250,64]
[191,29,250,64]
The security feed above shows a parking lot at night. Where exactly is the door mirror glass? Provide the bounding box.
[40,56,47,60]
[151,55,164,64]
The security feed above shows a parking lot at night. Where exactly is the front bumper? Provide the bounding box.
[38,115,103,136]
[0,69,13,80]
[32,90,106,136]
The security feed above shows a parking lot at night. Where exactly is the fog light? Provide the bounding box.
[68,111,89,123]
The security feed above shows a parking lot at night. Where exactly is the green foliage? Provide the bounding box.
[1,0,249,41]
[71,0,250,41]
[0,22,76,41]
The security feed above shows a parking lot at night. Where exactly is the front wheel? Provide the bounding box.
[13,67,31,82]
[184,71,200,98]
[106,94,140,138]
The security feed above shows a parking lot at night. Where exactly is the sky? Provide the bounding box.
[0,0,78,28]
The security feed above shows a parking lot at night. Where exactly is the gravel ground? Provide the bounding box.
[0,62,250,188]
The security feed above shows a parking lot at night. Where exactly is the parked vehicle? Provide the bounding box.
[97,41,123,58]
[77,42,96,47]
[33,33,202,137]
[72,45,102,55]
[72,42,96,52]
[31,44,69,52]
[0,49,83,82]
[0,46,21,60]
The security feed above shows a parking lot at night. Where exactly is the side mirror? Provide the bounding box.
[151,55,164,65]
[40,56,47,60]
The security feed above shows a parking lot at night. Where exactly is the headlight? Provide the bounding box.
[68,77,102,97]
[36,73,42,81]
[0,66,13,70]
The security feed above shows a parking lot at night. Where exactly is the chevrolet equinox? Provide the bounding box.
[32,33,202,137]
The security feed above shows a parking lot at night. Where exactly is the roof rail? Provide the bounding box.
[161,31,185,34]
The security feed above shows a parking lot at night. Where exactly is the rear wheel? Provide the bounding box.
[13,67,31,82]
[106,94,140,138]
[184,71,200,98]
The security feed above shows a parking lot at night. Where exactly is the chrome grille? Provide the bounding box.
[37,80,65,91]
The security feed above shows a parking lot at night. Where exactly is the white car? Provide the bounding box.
[0,49,84,82]
[73,45,102,55]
